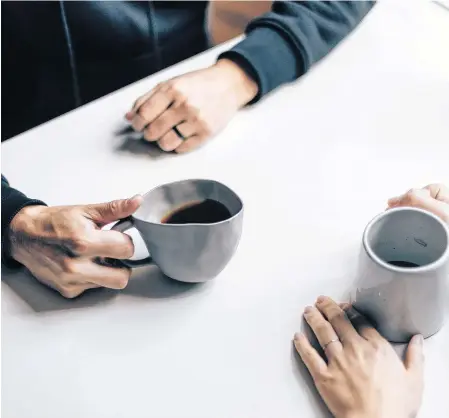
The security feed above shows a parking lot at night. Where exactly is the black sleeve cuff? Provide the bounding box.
[219,25,304,104]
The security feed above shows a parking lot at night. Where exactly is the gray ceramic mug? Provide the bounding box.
[109,179,243,283]
[352,207,449,343]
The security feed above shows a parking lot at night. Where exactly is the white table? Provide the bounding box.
[2,2,449,418]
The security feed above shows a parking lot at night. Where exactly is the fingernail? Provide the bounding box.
[304,306,313,315]
[316,296,326,304]
[340,303,350,311]
[293,332,302,342]
[127,194,142,202]
[125,112,133,120]
[416,334,424,345]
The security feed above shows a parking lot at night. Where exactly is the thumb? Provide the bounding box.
[84,195,143,225]
[405,334,424,376]
[388,188,431,208]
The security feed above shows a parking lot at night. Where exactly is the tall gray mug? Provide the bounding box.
[110,179,243,283]
[352,207,449,343]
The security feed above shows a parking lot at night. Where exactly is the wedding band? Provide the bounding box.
[323,338,340,350]
[172,125,185,140]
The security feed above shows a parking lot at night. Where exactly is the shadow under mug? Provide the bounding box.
[109,179,244,283]
[352,207,449,342]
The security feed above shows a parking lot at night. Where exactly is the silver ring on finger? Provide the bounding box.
[323,338,340,351]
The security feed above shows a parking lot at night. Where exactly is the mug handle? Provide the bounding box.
[109,217,153,268]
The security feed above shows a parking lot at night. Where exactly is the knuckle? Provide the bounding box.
[151,119,165,137]
[369,338,383,350]
[116,272,130,289]
[316,324,328,335]
[107,200,122,215]
[137,103,151,120]
[188,105,200,119]
[59,286,81,299]
[172,90,186,104]
[144,126,156,141]
[70,237,90,254]
[202,123,212,137]
[315,370,334,384]
[61,258,78,274]
[177,101,190,114]
[406,188,421,204]
[158,139,175,152]
[371,346,385,361]
[121,240,135,259]
[363,343,378,357]
[329,311,346,325]
[164,80,175,90]
[174,145,187,154]
[329,351,346,367]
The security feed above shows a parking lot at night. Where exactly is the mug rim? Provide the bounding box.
[134,178,244,226]
[363,207,449,274]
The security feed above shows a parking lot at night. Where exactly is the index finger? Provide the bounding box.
[126,87,158,119]
[78,230,135,259]
[131,90,174,132]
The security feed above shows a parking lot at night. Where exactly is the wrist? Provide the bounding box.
[214,58,258,107]
[8,205,46,261]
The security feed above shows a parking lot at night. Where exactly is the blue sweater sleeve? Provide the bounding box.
[220,1,375,103]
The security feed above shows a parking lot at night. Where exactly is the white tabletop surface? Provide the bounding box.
[2,2,449,418]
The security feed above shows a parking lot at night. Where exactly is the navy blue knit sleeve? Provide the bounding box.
[220,1,375,103]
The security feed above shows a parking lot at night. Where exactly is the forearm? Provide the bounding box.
[221,1,375,102]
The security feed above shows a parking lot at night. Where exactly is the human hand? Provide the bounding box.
[8,196,142,298]
[125,58,258,153]
[388,183,449,224]
[294,296,424,418]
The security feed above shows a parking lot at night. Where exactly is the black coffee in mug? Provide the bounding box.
[387,260,420,268]
[162,199,232,224]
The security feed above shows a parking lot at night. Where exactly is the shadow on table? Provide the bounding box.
[1,268,117,313]
[122,264,205,299]
[2,264,203,313]
[291,319,333,418]
[113,124,172,159]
